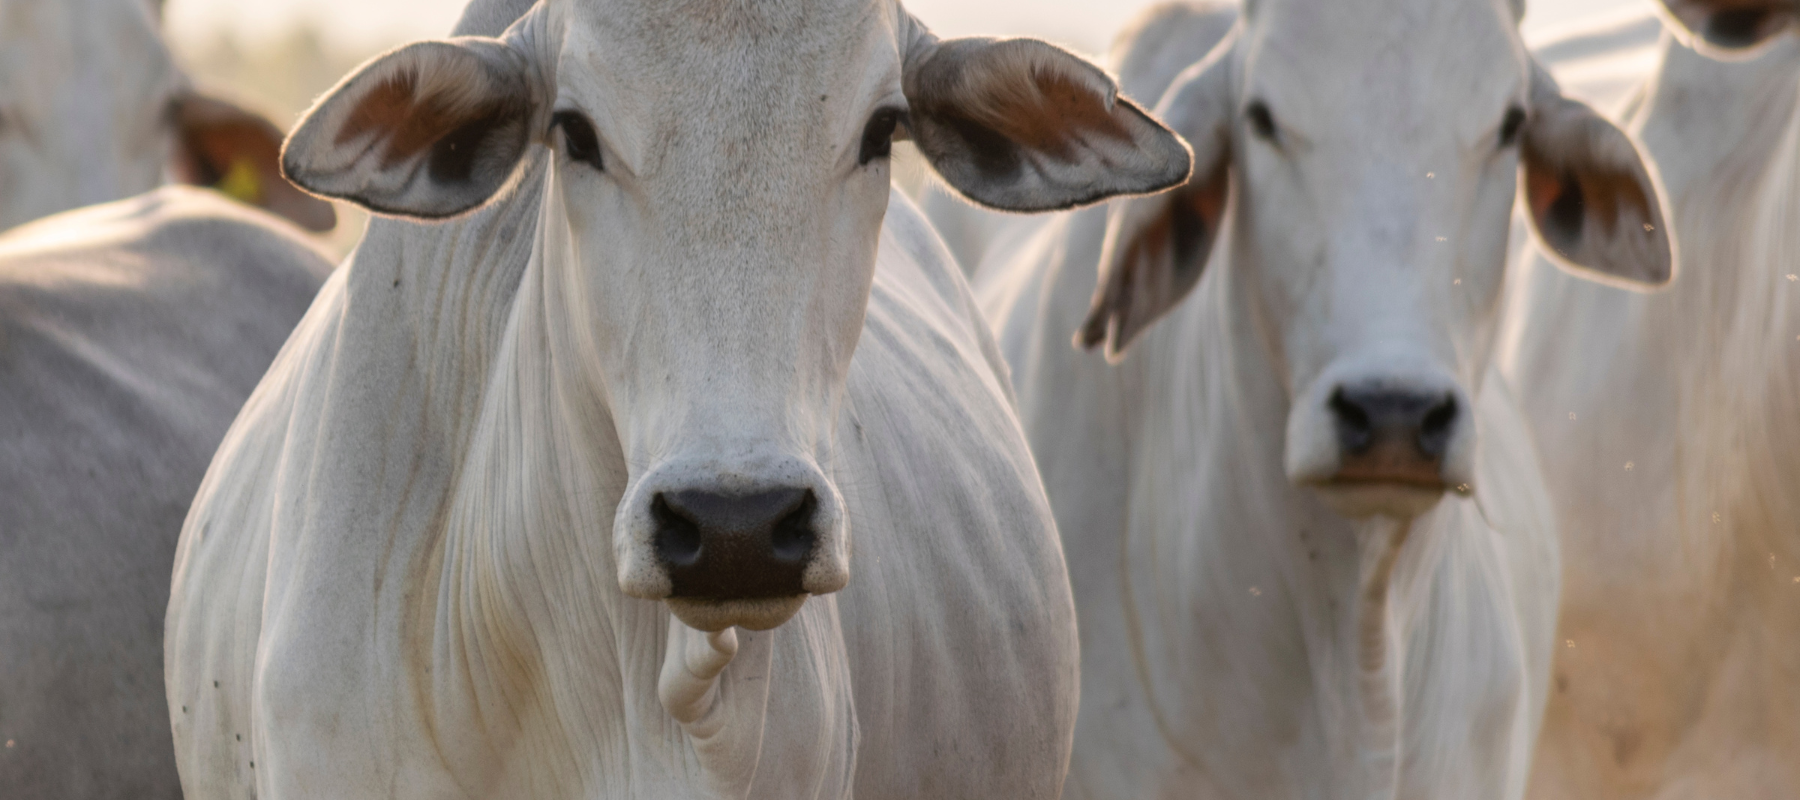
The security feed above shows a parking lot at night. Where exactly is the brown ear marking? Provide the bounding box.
[915,65,1135,166]
[336,68,530,181]
[1523,152,1654,262]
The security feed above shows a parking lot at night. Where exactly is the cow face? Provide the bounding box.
[1080,0,1672,521]
[280,0,1188,631]
[0,0,334,232]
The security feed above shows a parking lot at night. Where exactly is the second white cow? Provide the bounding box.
[1504,1,1800,796]
[976,1,1673,798]
[164,0,1191,798]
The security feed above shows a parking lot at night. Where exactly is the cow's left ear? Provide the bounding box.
[902,31,1192,213]
[282,37,541,220]
[172,93,338,232]
[1520,66,1674,288]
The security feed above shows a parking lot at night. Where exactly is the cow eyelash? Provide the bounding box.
[859,107,907,166]
[1498,106,1527,149]
[551,111,604,171]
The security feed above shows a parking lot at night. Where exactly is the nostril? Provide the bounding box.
[652,486,820,600]
[1418,394,1458,457]
[1329,387,1374,454]
[652,493,703,567]
[770,490,817,564]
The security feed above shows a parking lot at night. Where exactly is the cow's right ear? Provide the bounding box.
[1659,0,1798,53]
[282,38,541,219]
[1076,39,1236,361]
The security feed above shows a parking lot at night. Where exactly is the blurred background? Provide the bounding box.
[160,0,1651,251]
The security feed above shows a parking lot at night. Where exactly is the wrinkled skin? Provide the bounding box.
[164,0,1191,798]
[975,0,1673,797]
[1504,3,1800,798]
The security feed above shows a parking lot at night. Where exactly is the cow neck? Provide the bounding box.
[354,157,548,462]
[1024,208,1438,796]
[1210,249,1435,800]
[1631,41,1800,598]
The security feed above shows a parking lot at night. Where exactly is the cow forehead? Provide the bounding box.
[550,0,901,191]
[1246,0,1524,137]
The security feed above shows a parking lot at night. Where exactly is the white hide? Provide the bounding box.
[973,1,1669,797]
[0,0,334,232]
[1501,8,1800,798]
[160,0,1207,795]
[0,187,331,799]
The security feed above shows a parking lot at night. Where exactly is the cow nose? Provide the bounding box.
[1327,385,1458,483]
[652,487,818,600]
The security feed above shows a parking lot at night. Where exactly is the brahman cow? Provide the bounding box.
[973,0,1674,797]
[0,187,331,799]
[1503,2,1800,797]
[163,0,1192,797]
[0,0,333,231]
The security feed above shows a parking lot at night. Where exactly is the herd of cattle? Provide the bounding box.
[1,0,1795,798]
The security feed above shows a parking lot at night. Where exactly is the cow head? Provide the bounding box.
[1660,0,1800,53]
[281,0,1188,631]
[1079,0,1673,521]
[0,0,334,231]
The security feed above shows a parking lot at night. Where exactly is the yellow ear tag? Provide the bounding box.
[215,158,264,206]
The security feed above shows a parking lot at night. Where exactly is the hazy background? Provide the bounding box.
[167,0,1649,56]
[160,0,1651,251]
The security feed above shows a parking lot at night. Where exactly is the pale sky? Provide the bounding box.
[167,0,1651,58]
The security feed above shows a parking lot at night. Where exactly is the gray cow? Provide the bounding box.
[0,187,330,799]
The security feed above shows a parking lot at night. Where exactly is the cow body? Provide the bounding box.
[980,176,1560,800]
[0,187,331,799]
[977,1,1673,797]
[1504,11,1800,798]
[162,0,1200,795]
[167,171,1076,800]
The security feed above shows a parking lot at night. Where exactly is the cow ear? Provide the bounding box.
[172,93,337,232]
[1520,67,1674,288]
[1077,42,1235,360]
[1659,0,1797,53]
[902,33,1192,213]
[282,38,540,219]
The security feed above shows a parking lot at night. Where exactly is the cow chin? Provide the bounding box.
[1308,480,1457,521]
[665,596,810,633]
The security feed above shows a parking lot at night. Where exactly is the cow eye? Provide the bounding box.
[859,107,905,166]
[551,111,604,171]
[1245,99,1277,141]
[1499,106,1526,148]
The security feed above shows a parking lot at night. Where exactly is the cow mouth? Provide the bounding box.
[665,595,808,632]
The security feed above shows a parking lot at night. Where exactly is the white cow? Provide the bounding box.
[974,0,1674,797]
[1503,2,1800,797]
[0,186,331,799]
[0,0,333,231]
[163,0,1191,797]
